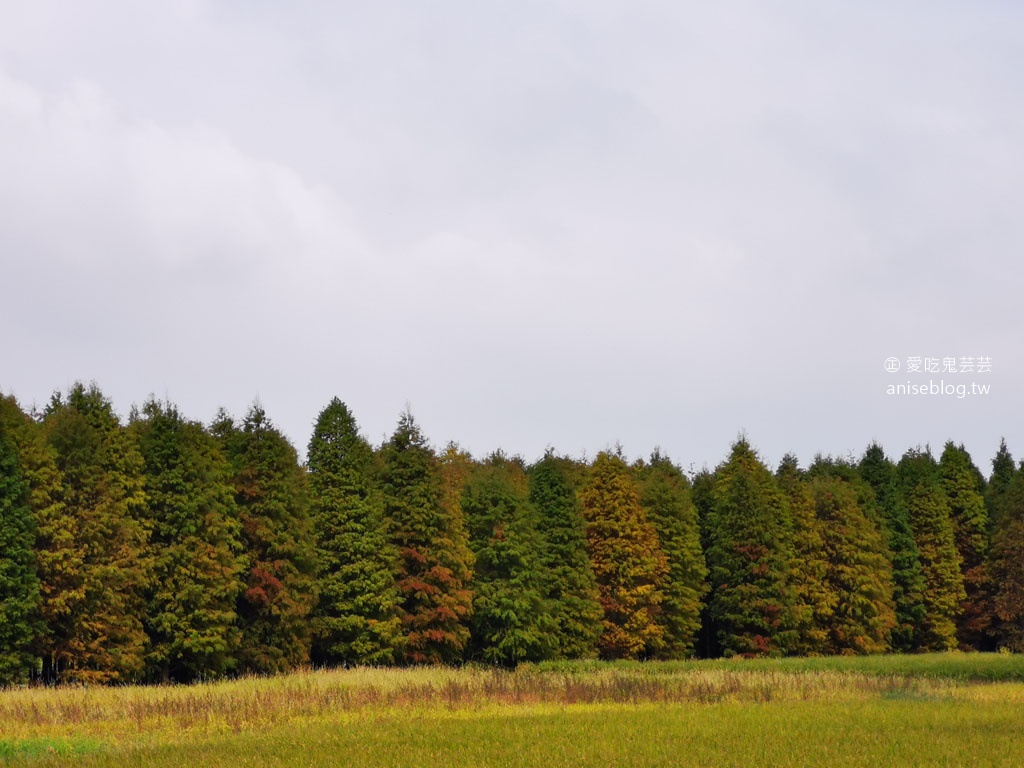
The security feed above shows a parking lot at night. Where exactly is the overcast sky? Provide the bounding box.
[2,1,1022,473]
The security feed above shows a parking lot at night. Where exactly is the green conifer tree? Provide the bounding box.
[635,451,708,659]
[463,453,557,665]
[805,458,896,654]
[985,439,1015,530]
[776,455,832,656]
[0,419,42,684]
[859,443,926,651]
[0,396,71,683]
[41,383,149,683]
[706,439,795,657]
[379,411,473,663]
[988,460,1024,650]
[131,399,246,681]
[216,405,317,674]
[690,468,719,658]
[528,451,603,659]
[307,398,402,666]
[939,442,992,649]
[896,449,965,651]
[580,451,668,659]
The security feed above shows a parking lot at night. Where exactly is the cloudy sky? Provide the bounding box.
[2,1,1021,472]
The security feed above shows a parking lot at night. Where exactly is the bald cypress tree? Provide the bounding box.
[308,398,402,666]
[776,455,832,656]
[805,458,896,654]
[216,405,317,674]
[528,451,603,659]
[580,451,668,659]
[635,451,707,659]
[706,439,795,657]
[41,383,149,683]
[131,399,245,681]
[860,443,926,651]
[989,461,1024,650]
[897,449,964,651]
[0,397,71,684]
[691,468,719,658]
[0,418,42,684]
[464,453,556,665]
[986,439,1016,530]
[939,442,991,649]
[380,411,473,663]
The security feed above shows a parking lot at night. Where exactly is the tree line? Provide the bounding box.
[1,382,1022,685]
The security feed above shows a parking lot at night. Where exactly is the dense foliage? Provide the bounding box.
[131,400,245,682]
[0,382,1022,683]
[379,412,474,664]
[307,398,402,666]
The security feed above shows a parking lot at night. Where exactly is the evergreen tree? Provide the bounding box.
[805,458,896,654]
[0,397,70,683]
[528,451,603,659]
[859,443,926,651]
[635,451,708,659]
[896,449,965,651]
[40,383,149,683]
[379,411,473,663]
[307,398,402,666]
[580,451,668,659]
[131,399,246,681]
[939,442,992,649]
[989,462,1024,650]
[776,455,832,656]
[463,453,556,665]
[706,439,794,657]
[437,441,476,620]
[0,419,42,684]
[986,439,1016,530]
[690,468,718,658]
[216,405,317,674]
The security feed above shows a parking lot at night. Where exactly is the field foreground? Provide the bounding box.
[2,654,1023,766]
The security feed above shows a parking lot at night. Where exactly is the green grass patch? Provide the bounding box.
[8,700,1024,767]
[537,651,1024,681]
[0,738,102,762]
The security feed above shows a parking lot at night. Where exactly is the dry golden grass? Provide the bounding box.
[2,655,1023,765]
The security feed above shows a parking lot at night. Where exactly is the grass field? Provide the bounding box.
[2,653,1023,766]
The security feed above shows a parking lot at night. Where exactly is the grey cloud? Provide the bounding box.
[1,0,1021,470]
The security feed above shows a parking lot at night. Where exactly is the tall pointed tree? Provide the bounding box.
[776,455,832,656]
[985,439,1016,530]
[859,443,926,651]
[939,442,991,649]
[0,396,70,683]
[379,411,473,663]
[216,405,317,674]
[131,399,246,681]
[40,383,149,683]
[528,451,603,660]
[464,453,556,665]
[706,439,795,657]
[307,398,402,666]
[896,449,964,651]
[0,418,42,684]
[580,451,668,659]
[989,460,1024,651]
[805,458,896,654]
[635,451,707,659]
[690,468,719,658]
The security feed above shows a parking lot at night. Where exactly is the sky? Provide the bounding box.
[2,1,1022,473]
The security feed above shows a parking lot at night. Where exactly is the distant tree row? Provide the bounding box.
[1,383,1023,685]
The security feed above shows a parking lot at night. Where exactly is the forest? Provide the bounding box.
[1,381,1022,685]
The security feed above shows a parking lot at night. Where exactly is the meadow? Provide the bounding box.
[2,653,1023,766]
